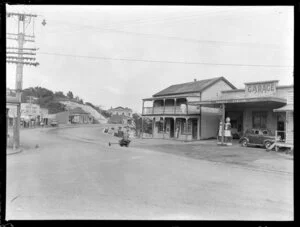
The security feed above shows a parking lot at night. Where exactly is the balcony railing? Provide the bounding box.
[143,105,199,115]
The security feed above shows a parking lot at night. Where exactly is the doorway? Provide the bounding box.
[170,118,175,138]
[277,114,285,140]
[192,119,198,140]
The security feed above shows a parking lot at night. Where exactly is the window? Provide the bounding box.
[181,120,192,134]
[252,111,267,128]
[262,130,268,135]
[156,118,164,133]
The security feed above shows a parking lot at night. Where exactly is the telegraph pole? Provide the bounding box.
[6,12,40,149]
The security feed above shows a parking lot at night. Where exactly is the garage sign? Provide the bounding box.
[245,80,278,97]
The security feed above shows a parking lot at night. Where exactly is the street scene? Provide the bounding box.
[6,125,293,220]
[6,5,293,220]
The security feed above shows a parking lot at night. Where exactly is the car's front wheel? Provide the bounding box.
[264,141,272,149]
[241,139,248,147]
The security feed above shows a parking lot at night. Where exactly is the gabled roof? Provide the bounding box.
[110,106,132,111]
[69,107,89,115]
[153,77,236,97]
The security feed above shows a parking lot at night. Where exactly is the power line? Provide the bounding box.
[38,52,293,68]
[46,21,282,49]
[46,16,284,50]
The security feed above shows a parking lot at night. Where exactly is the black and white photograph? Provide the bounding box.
[4,4,294,221]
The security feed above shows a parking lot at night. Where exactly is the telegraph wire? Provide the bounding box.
[38,52,293,68]
[46,20,282,49]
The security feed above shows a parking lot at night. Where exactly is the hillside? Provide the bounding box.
[18,86,108,123]
[60,101,107,124]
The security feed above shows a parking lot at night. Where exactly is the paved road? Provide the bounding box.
[6,125,293,220]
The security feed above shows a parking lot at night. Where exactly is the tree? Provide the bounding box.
[54,91,65,98]
[46,101,66,114]
[132,113,152,136]
[67,91,74,99]
[100,109,112,118]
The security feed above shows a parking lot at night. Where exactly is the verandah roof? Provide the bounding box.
[273,104,293,112]
[188,96,287,109]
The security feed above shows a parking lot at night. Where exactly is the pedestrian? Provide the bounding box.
[175,126,179,138]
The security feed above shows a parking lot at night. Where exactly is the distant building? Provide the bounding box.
[6,102,44,127]
[108,106,133,117]
[69,107,94,124]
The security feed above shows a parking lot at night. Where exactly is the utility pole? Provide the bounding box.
[6,12,40,149]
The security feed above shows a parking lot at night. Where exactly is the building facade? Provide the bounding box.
[141,77,236,140]
[108,106,133,117]
[273,89,294,144]
[7,102,43,127]
[189,80,293,142]
[142,77,293,142]
[69,107,94,124]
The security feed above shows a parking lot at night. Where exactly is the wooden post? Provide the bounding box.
[186,99,188,115]
[152,117,154,138]
[141,117,144,139]
[142,100,145,115]
[174,98,177,114]
[221,104,225,145]
[163,117,165,139]
[185,117,188,141]
[174,117,177,139]
[197,116,200,140]
[163,99,166,114]
[152,100,155,115]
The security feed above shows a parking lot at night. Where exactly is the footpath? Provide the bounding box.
[6,124,83,155]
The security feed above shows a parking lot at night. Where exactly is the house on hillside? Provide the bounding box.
[108,106,133,117]
[69,107,94,124]
[142,77,293,142]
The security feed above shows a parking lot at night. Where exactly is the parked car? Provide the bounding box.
[50,119,58,127]
[239,128,279,149]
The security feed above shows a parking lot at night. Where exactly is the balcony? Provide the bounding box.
[143,105,199,115]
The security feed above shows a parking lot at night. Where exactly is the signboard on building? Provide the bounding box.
[245,80,278,97]
[287,90,293,104]
[7,104,17,118]
[21,103,41,117]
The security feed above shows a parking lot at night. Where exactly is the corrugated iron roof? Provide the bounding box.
[69,107,89,115]
[273,104,293,112]
[152,77,236,97]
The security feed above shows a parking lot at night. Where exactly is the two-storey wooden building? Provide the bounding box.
[141,77,236,140]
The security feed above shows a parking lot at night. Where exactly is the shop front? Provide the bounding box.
[189,80,293,143]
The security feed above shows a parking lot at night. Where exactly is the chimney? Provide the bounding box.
[194,79,197,82]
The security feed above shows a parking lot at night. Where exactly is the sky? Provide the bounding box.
[6,5,294,113]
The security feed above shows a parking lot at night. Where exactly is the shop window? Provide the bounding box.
[156,121,163,133]
[181,120,192,134]
[252,111,267,129]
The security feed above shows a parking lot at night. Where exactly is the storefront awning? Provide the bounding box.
[273,104,293,112]
[188,96,287,109]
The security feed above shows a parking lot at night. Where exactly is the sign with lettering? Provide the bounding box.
[245,81,278,97]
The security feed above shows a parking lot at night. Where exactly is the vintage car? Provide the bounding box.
[50,119,58,127]
[239,128,279,149]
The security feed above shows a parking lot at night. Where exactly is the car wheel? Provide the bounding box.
[241,139,248,147]
[264,141,272,149]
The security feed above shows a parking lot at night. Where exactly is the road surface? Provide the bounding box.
[6,125,293,220]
